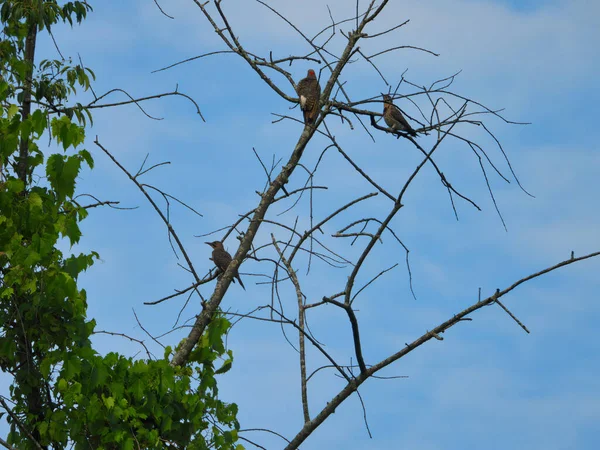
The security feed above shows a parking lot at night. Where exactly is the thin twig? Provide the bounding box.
[494,297,530,334]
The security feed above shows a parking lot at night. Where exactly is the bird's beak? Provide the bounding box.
[205,242,214,247]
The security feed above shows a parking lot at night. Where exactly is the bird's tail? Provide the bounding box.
[236,273,246,290]
[303,109,312,124]
[304,102,320,125]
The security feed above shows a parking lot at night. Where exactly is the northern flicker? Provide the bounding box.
[206,241,246,290]
[296,69,321,125]
[382,94,417,137]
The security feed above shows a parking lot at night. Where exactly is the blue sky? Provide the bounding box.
[4,0,600,448]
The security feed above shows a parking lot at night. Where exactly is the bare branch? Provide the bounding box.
[66,87,206,121]
[494,296,530,334]
[93,330,153,359]
[0,397,43,450]
[323,297,367,374]
[0,437,17,450]
[284,250,600,449]
[368,45,439,59]
[271,234,310,423]
[94,139,203,287]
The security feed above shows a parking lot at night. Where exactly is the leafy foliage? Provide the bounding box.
[0,1,240,448]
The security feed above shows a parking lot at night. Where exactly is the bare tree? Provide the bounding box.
[92,1,599,448]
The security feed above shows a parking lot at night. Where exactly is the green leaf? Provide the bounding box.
[79,149,94,168]
[57,378,68,392]
[0,80,8,99]
[63,215,82,245]
[20,117,32,138]
[122,438,134,450]
[64,356,82,379]
[40,358,52,377]
[28,192,43,210]
[46,153,82,200]
[5,178,24,193]
[23,250,41,268]
[7,103,18,119]
[31,109,47,135]
[103,396,115,410]
[38,421,49,437]
[215,359,232,375]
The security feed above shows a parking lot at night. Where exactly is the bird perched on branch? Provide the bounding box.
[382,94,417,137]
[206,241,245,290]
[296,69,321,125]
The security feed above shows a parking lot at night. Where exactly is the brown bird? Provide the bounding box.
[382,94,417,137]
[296,69,321,125]
[206,241,245,290]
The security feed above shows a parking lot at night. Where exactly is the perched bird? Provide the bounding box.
[296,69,321,125]
[382,94,417,137]
[206,241,246,290]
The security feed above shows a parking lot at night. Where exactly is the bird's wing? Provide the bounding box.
[297,80,311,110]
[305,80,320,110]
[296,79,309,102]
[391,105,412,129]
[309,82,321,110]
[214,251,233,272]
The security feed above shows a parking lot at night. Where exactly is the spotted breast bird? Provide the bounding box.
[382,94,417,137]
[206,241,245,290]
[296,69,321,125]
